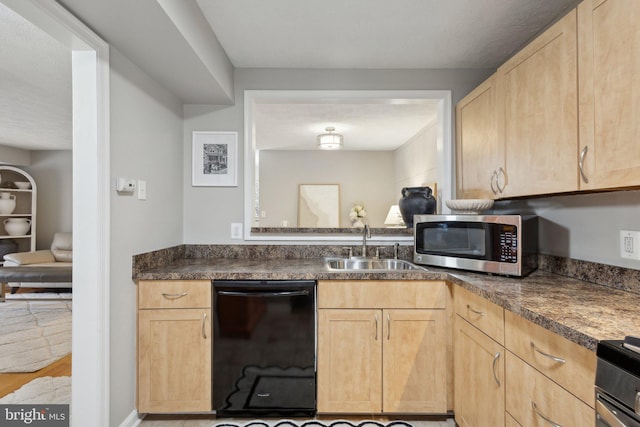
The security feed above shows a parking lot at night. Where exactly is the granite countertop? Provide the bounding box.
[134,256,640,352]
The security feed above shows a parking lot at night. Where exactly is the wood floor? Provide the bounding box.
[0,354,72,398]
[0,287,72,398]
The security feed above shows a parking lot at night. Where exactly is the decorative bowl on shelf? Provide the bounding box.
[4,218,31,236]
[14,181,31,189]
[445,199,494,214]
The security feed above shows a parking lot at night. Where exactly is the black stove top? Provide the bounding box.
[598,339,640,378]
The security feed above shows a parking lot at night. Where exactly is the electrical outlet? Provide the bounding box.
[620,230,640,260]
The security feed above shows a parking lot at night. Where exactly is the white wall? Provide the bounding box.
[394,120,440,211]
[108,48,184,425]
[494,190,640,270]
[24,150,72,248]
[259,150,396,227]
[183,68,491,243]
[0,144,30,165]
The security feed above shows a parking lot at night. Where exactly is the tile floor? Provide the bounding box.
[139,417,457,427]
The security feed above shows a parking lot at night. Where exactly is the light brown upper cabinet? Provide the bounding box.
[578,0,640,189]
[498,10,579,198]
[456,73,505,199]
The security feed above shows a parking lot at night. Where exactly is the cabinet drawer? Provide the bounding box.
[318,280,446,309]
[505,351,594,427]
[138,280,212,309]
[504,310,596,407]
[454,286,504,345]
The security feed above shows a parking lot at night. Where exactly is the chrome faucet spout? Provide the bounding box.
[362,224,371,257]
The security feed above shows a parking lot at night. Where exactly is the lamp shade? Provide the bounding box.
[384,205,405,227]
[317,127,343,150]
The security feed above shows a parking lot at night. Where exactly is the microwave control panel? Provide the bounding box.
[498,225,518,263]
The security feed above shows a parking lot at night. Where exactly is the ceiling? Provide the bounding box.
[0,0,580,151]
[0,2,72,150]
[254,99,439,151]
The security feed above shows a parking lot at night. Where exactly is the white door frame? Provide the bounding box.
[1,1,111,425]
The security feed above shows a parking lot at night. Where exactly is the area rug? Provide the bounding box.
[0,376,71,404]
[213,421,414,427]
[0,300,72,373]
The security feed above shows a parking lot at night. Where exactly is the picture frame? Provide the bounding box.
[192,131,238,187]
[298,184,340,227]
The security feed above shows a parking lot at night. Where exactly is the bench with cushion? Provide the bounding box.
[0,232,72,301]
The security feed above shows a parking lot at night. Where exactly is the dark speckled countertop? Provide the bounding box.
[133,247,640,353]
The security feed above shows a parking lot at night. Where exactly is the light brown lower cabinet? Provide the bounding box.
[318,308,447,414]
[505,351,593,427]
[317,280,448,414]
[454,315,505,427]
[137,280,212,413]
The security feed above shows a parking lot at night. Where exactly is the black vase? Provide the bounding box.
[398,186,436,228]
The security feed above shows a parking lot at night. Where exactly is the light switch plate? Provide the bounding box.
[231,223,243,239]
[137,180,147,200]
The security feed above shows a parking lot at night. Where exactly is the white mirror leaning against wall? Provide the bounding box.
[243,90,452,241]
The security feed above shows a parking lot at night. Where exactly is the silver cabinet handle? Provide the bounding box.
[467,304,485,317]
[492,351,501,387]
[530,341,566,364]
[387,313,391,340]
[374,314,378,341]
[579,145,589,184]
[497,167,506,193]
[532,401,562,427]
[202,313,207,339]
[162,292,188,299]
[490,170,498,195]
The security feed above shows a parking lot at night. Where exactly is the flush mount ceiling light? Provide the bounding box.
[317,127,343,150]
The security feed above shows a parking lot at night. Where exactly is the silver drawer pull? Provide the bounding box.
[532,401,562,427]
[202,313,207,339]
[492,351,501,387]
[530,341,566,364]
[387,313,391,340]
[161,292,188,299]
[467,304,485,317]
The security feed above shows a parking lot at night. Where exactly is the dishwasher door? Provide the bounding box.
[212,280,316,417]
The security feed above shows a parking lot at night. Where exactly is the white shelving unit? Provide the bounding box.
[0,165,36,255]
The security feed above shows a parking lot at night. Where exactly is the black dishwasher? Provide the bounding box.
[212,280,316,417]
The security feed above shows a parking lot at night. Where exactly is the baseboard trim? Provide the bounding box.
[118,410,143,427]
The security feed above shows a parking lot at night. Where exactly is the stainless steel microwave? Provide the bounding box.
[413,214,538,276]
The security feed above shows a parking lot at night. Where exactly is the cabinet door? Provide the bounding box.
[317,309,382,413]
[578,0,640,189]
[499,10,578,197]
[383,309,447,413]
[454,316,505,427]
[456,73,503,199]
[138,308,212,413]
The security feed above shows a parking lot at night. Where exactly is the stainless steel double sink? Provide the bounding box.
[324,257,426,271]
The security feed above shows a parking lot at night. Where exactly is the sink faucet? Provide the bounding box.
[361,224,371,257]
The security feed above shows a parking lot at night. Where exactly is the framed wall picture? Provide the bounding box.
[298,184,340,227]
[192,131,238,186]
